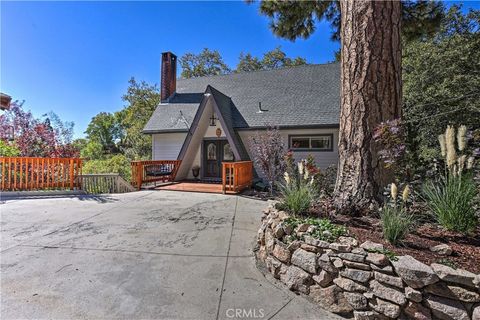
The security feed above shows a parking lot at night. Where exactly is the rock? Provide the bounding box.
[265,256,283,279]
[333,277,368,292]
[344,260,371,271]
[425,282,480,302]
[300,243,320,253]
[277,210,289,221]
[425,295,469,320]
[474,275,480,289]
[339,236,359,247]
[404,301,432,320]
[344,292,368,310]
[369,297,401,318]
[291,248,317,274]
[370,280,407,306]
[313,270,333,287]
[366,253,389,266]
[256,245,267,261]
[317,254,337,274]
[431,263,477,289]
[360,240,384,251]
[473,304,480,320]
[273,224,285,238]
[279,265,311,292]
[332,258,344,269]
[341,269,372,283]
[304,235,330,248]
[405,287,422,303]
[370,264,394,274]
[296,223,310,233]
[374,271,404,289]
[339,252,366,263]
[283,224,293,235]
[265,230,275,253]
[354,311,389,320]
[352,248,368,256]
[309,284,353,314]
[287,240,302,252]
[272,243,291,263]
[306,225,316,233]
[430,244,452,256]
[329,242,352,252]
[392,255,439,289]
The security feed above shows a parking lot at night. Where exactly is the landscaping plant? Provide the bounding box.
[423,125,478,234]
[380,183,415,245]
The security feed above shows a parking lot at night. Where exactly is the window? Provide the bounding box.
[289,134,333,151]
[223,143,234,161]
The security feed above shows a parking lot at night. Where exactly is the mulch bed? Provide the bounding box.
[331,214,480,273]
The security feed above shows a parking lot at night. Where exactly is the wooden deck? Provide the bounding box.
[155,181,239,194]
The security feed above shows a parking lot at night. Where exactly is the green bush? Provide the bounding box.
[283,216,348,242]
[0,140,20,156]
[279,184,314,216]
[83,154,131,181]
[423,174,478,234]
[381,206,415,245]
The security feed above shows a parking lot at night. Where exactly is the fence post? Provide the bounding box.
[69,159,74,190]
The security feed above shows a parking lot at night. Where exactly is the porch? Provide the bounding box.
[131,160,253,194]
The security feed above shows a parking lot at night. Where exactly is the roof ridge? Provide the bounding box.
[177,62,339,82]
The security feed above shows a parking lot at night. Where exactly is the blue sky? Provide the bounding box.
[1,1,478,138]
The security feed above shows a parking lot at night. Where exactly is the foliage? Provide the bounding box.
[403,6,480,163]
[236,47,307,73]
[283,216,348,243]
[248,126,286,194]
[0,140,20,156]
[437,258,457,269]
[279,184,314,216]
[117,78,160,160]
[252,0,444,43]
[82,154,131,181]
[0,101,78,158]
[84,112,122,156]
[180,48,231,78]
[423,173,477,234]
[380,205,415,246]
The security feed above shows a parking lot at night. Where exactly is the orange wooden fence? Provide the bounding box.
[222,161,253,194]
[131,160,181,190]
[0,157,82,191]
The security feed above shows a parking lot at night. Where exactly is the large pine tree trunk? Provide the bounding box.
[334,0,402,214]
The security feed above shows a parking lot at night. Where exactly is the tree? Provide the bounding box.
[236,52,263,72]
[117,78,161,160]
[260,47,307,70]
[252,1,444,53]
[334,0,402,213]
[333,1,402,214]
[180,48,231,78]
[0,101,78,158]
[84,112,122,156]
[403,6,480,162]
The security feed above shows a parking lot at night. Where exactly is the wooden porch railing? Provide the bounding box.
[0,157,82,191]
[131,160,181,190]
[80,174,135,194]
[222,161,253,194]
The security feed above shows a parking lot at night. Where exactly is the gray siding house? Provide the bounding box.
[143,52,340,182]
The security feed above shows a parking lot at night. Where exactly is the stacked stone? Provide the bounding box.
[256,205,480,320]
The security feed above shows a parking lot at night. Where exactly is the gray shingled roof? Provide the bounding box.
[143,63,340,133]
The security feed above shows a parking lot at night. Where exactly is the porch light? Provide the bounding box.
[209,113,218,126]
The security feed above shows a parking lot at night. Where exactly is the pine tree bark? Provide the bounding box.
[334,0,402,214]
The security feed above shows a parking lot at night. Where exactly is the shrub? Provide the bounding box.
[0,140,20,156]
[423,173,477,233]
[283,216,348,242]
[280,184,314,216]
[83,154,131,181]
[380,206,414,245]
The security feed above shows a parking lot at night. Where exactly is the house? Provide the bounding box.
[142,52,340,189]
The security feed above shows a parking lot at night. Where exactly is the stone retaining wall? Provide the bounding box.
[255,205,480,320]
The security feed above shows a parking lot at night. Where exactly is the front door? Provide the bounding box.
[203,139,234,179]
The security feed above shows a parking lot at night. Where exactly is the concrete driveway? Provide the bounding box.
[1,191,342,320]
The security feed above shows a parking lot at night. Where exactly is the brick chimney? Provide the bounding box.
[161,52,177,102]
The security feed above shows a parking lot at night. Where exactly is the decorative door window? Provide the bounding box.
[223,143,234,161]
[207,143,217,160]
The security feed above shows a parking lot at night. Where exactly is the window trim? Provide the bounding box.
[288,134,334,152]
